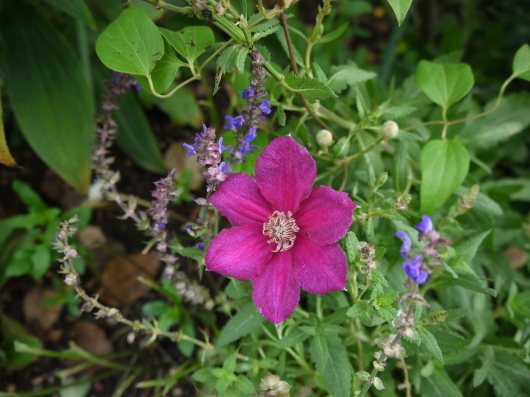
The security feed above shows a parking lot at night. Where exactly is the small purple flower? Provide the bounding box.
[415,215,433,238]
[242,86,255,99]
[245,126,257,143]
[403,255,427,284]
[183,143,196,156]
[395,231,412,258]
[223,115,245,131]
[259,99,272,115]
[219,161,231,174]
[218,137,229,153]
[156,222,166,229]
[197,242,205,251]
[132,80,143,92]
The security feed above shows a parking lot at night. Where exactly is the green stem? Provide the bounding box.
[146,74,199,98]
[142,0,193,14]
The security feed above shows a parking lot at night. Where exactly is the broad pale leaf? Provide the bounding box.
[2,3,94,192]
[512,44,530,81]
[415,61,474,108]
[0,89,18,167]
[284,73,336,103]
[136,38,180,94]
[420,140,469,214]
[96,8,164,76]
[159,26,214,63]
[216,302,264,347]
[327,64,376,93]
[387,0,413,26]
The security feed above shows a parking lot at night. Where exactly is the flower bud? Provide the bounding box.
[316,129,333,147]
[214,1,227,15]
[375,172,388,188]
[382,120,399,140]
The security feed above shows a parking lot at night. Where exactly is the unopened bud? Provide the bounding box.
[64,273,79,286]
[316,129,333,147]
[382,120,399,140]
[422,309,449,325]
[214,1,227,15]
[375,172,388,188]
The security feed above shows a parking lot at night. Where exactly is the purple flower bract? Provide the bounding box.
[205,136,358,324]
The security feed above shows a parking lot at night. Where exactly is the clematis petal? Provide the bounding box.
[291,235,347,294]
[252,251,300,324]
[210,173,273,226]
[205,224,272,280]
[255,136,316,214]
[296,186,357,244]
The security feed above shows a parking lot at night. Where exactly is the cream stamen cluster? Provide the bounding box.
[263,211,300,252]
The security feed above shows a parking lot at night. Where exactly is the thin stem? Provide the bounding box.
[280,11,299,76]
[344,137,385,164]
[400,358,412,397]
[339,163,348,191]
[146,74,199,98]
[144,0,193,14]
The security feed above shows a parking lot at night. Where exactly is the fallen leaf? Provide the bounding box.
[23,286,64,337]
[164,140,204,190]
[78,225,107,249]
[0,90,19,168]
[503,245,528,269]
[98,252,160,305]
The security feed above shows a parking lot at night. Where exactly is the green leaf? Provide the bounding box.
[488,352,530,397]
[346,301,385,327]
[430,272,497,297]
[159,26,215,63]
[249,16,281,39]
[216,303,264,347]
[415,60,474,108]
[136,37,180,94]
[114,91,167,173]
[344,231,360,264]
[31,245,51,279]
[454,230,491,265]
[224,279,248,300]
[321,335,353,397]
[423,367,464,397]
[326,64,376,94]
[355,371,371,381]
[512,44,530,81]
[387,0,413,25]
[417,326,444,363]
[284,73,336,103]
[510,290,530,318]
[373,377,385,390]
[215,44,249,94]
[96,8,164,75]
[176,248,205,261]
[319,22,349,43]
[43,0,97,29]
[2,3,94,192]
[393,141,409,193]
[473,347,494,387]
[4,336,42,369]
[157,86,203,128]
[382,105,417,120]
[12,180,47,212]
[310,333,329,370]
[277,328,310,349]
[420,140,469,214]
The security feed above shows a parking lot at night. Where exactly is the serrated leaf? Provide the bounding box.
[430,272,497,297]
[277,328,310,349]
[96,8,164,75]
[370,269,388,287]
[344,231,360,264]
[473,347,494,387]
[444,308,469,323]
[327,64,376,94]
[321,335,352,397]
[284,73,336,103]
[395,130,424,141]
[319,22,349,44]
[346,301,385,327]
[225,279,248,300]
[310,333,329,370]
[423,367,464,397]
[2,2,94,192]
[43,0,96,29]
[383,105,417,120]
[420,140,470,214]
[250,16,281,39]
[488,352,530,397]
[415,60,474,108]
[216,303,264,347]
[215,44,249,94]
[387,0,413,25]
[159,26,214,63]
[177,248,205,261]
[512,44,530,81]
[417,326,444,363]
[454,230,491,265]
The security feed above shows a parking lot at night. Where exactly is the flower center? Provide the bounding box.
[263,211,300,252]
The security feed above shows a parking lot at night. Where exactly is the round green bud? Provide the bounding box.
[316,129,333,147]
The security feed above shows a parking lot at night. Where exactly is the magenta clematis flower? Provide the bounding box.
[205,136,358,324]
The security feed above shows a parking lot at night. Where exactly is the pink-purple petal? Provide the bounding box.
[296,186,357,244]
[210,173,273,226]
[205,224,272,280]
[255,136,316,214]
[292,235,347,294]
[252,251,300,324]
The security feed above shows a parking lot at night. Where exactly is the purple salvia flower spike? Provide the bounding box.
[395,231,412,258]
[415,215,433,237]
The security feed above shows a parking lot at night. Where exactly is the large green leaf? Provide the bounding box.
[423,366,464,397]
[417,326,444,364]
[512,44,530,82]
[135,37,180,94]
[114,92,166,173]
[96,8,164,76]
[321,335,352,397]
[159,26,215,63]
[216,302,264,347]
[415,60,474,108]
[284,73,336,103]
[2,3,94,192]
[43,0,97,29]
[420,140,469,214]
[387,0,413,25]
[326,64,376,93]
